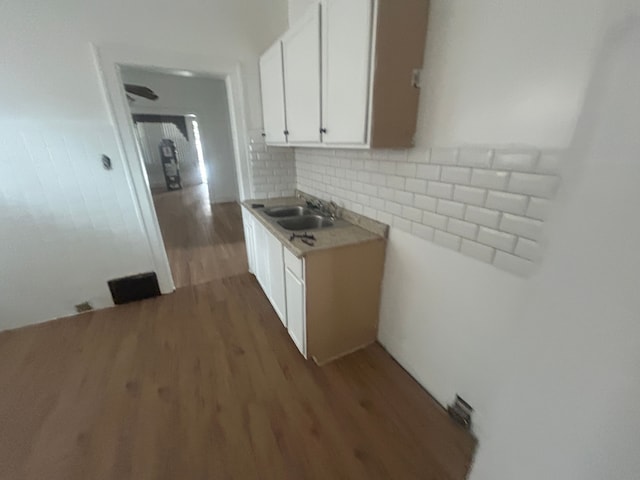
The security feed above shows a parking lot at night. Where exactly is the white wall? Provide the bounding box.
[0,0,287,329]
[292,0,640,479]
[121,68,240,202]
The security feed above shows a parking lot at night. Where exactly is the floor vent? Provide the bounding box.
[448,395,473,430]
[108,272,161,305]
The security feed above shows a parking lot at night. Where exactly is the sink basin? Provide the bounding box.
[277,215,334,231]
[263,205,313,217]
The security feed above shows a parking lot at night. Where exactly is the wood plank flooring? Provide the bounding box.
[152,185,248,288]
[0,185,476,479]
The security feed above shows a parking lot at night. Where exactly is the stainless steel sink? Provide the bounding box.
[277,214,334,231]
[263,205,313,217]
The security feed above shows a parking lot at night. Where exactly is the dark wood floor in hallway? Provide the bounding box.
[152,184,248,288]
[0,185,476,479]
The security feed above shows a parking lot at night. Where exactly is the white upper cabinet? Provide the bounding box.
[259,42,288,144]
[322,0,373,145]
[259,0,429,149]
[281,4,322,144]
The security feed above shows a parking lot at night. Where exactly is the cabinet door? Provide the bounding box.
[254,223,270,296]
[241,208,256,274]
[282,4,322,144]
[266,230,287,326]
[259,42,288,145]
[322,0,373,145]
[285,267,306,357]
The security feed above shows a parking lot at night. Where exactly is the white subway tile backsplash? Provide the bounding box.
[422,211,448,229]
[434,230,462,251]
[384,200,403,216]
[411,222,435,241]
[514,237,541,261]
[416,164,441,180]
[465,205,501,228]
[453,185,486,206]
[405,178,428,194]
[378,186,396,201]
[470,169,510,190]
[485,191,529,215]
[427,181,454,199]
[508,172,559,198]
[402,205,423,222]
[536,151,561,174]
[295,144,561,277]
[492,150,538,171]
[384,175,407,190]
[461,239,495,263]
[430,148,458,165]
[493,251,534,277]
[396,163,417,177]
[447,218,478,239]
[414,194,438,211]
[500,213,543,240]
[393,216,412,231]
[477,227,517,252]
[436,199,465,219]
[394,190,414,206]
[457,149,493,168]
[441,166,471,184]
[526,197,552,220]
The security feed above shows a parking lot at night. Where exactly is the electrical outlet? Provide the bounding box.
[75,302,93,313]
[448,395,473,430]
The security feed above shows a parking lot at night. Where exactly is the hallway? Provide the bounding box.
[152,184,247,288]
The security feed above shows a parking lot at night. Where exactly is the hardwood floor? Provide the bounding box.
[0,184,476,479]
[152,184,248,288]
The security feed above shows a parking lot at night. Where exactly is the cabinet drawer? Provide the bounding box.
[284,247,304,280]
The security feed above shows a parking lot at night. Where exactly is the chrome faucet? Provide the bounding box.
[306,199,339,219]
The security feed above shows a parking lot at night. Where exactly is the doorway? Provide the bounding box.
[120,66,247,288]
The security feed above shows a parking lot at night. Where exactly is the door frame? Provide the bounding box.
[91,44,253,294]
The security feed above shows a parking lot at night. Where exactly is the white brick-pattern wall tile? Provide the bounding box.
[461,239,495,263]
[508,172,559,198]
[492,150,538,171]
[436,199,465,219]
[294,145,561,277]
[477,227,518,252]
[434,230,462,251]
[485,191,528,215]
[494,251,534,276]
[248,130,296,199]
[453,185,486,206]
[427,181,454,199]
[465,205,500,228]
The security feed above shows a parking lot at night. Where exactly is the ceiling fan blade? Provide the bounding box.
[124,84,159,101]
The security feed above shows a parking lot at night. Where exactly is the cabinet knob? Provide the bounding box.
[284,130,289,136]
[320,128,327,134]
[261,132,266,137]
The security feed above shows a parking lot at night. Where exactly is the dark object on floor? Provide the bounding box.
[448,395,473,430]
[108,272,161,305]
[289,232,316,241]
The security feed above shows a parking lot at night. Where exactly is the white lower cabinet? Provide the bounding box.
[284,248,306,357]
[241,207,256,274]
[242,207,307,358]
[266,228,286,326]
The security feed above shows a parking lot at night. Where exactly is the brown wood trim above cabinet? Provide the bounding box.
[370,0,430,148]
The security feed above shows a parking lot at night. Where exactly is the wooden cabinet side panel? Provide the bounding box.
[305,240,386,364]
[369,0,429,148]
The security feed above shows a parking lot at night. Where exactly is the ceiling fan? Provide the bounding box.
[124,84,159,103]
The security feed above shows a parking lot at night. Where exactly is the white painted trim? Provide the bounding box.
[91,44,254,294]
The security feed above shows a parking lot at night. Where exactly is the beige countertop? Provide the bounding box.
[242,196,387,257]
